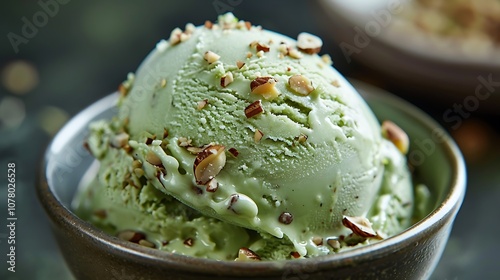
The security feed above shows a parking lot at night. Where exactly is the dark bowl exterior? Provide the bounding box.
[37,84,466,280]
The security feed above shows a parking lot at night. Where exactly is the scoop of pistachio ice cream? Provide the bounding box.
[75,13,415,260]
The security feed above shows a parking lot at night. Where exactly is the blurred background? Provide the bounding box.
[1,0,499,279]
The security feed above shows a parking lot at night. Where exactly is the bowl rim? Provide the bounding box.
[37,82,466,276]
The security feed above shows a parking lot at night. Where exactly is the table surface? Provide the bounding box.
[1,1,499,279]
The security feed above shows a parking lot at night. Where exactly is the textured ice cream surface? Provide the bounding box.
[75,13,416,260]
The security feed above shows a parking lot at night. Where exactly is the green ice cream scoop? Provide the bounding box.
[104,13,413,257]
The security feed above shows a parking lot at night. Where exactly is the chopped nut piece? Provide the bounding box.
[288,74,315,96]
[197,99,209,110]
[160,78,167,88]
[256,42,270,52]
[244,100,264,118]
[235,247,261,261]
[133,168,144,178]
[145,135,156,145]
[183,238,194,247]
[331,80,341,87]
[254,129,264,143]
[327,239,341,250]
[228,147,239,157]
[250,77,280,99]
[204,51,220,64]
[110,132,129,148]
[186,146,203,154]
[178,137,192,147]
[118,83,129,97]
[138,239,155,248]
[236,60,245,69]
[169,27,183,45]
[288,48,303,59]
[290,251,301,258]
[204,20,213,29]
[342,216,379,238]
[163,128,169,139]
[296,133,308,143]
[297,32,323,54]
[381,120,409,154]
[118,230,146,243]
[321,54,333,65]
[193,144,226,185]
[256,50,265,58]
[312,237,323,246]
[278,212,294,225]
[244,21,252,30]
[93,209,107,219]
[206,179,219,192]
[146,150,162,166]
[220,72,234,87]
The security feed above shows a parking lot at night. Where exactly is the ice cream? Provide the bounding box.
[74,13,416,261]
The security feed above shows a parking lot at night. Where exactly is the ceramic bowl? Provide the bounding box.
[315,0,500,112]
[37,80,466,280]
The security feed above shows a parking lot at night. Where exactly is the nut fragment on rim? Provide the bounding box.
[381,120,409,154]
[250,76,280,99]
[312,236,323,246]
[204,20,213,29]
[288,74,315,96]
[193,144,226,185]
[204,51,220,64]
[118,230,146,243]
[183,238,194,247]
[138,239,155,248]
[254,129,264,143]
[235,247,261,261]
[297,32,323,54]
[244,100,264,118]
[296,133,308,143]
[220,72,234,87]
[327,238,341,250]
[178,137,192,147]
[342,216,379,238]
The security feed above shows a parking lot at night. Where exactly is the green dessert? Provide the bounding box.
[74,13,418,261]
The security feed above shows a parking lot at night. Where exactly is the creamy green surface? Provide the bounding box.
[74,13,415,260]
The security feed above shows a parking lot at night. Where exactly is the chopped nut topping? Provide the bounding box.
[118,230,146,243]
[169,27,183,45]
[163,128,169,139]
[146,150,162,166]
[220,72,234,87]
[381,120,409,155]
[256,42,270,52]
[244,100,264,118]
[228,147,239,157]
[178,137,192,147]
[288,48,303,59]
[278,212,294,225]
[246,52,253,58]
[145,135,156,145]
[342,216,379,238]
[204,51,220,64]
[296,133,308,143]
[297,32,323,54]
[236,60,245,69]
[110,132,130,148]
[321,54,333,65]
[227,194,240,213]
[235,247,261,261]
[244,21,252,30]
[327,238,341,250]
[138,239,155,248]
[205,179,219,192]
[204,20,213,29]
[331,80,341,87]
[183,238,194,247]
[197,99,209,110]
[290,251,301,258]
[118,83,129,97]
[256,50,265,58]
[312,236,323,246]
[133,168,144,178]
[160,78,167,88]
[250,77,280,99]
[288,74,315,96]
[193,144,226,185]
[254,129,264,143]
[93,209,107,219]
[186,146,203,154]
